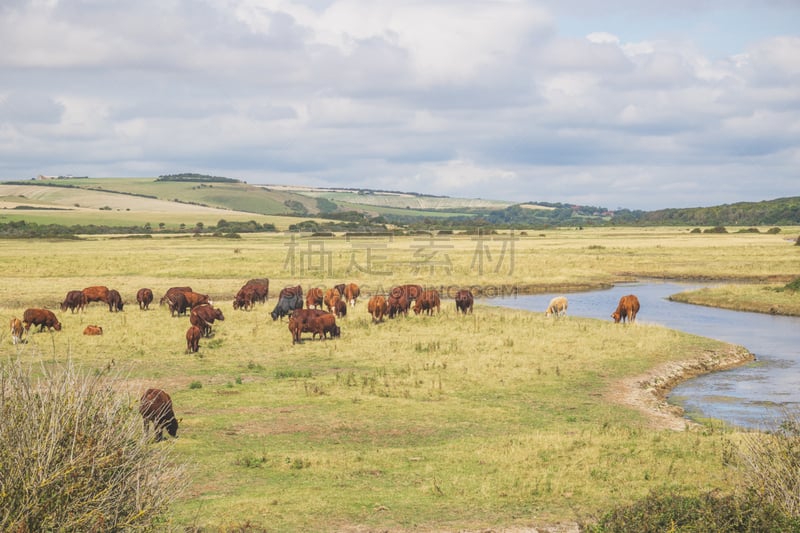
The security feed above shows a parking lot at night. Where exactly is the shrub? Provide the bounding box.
[704,226,728,234]
[0,360,185,531]
[585,488,800,532]
[736,414,800,517]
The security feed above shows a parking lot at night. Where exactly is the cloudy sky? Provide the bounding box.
[1,0,798,210]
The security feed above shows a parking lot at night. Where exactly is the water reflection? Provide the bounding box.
[489,281,800,430]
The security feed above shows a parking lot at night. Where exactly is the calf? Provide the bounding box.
[186,325,202,353]
[83,325,103,336]
[139,388,179,441]
[10,317,24,344]
[22,308,62,332]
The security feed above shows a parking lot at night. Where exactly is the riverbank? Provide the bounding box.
[669,283,800,317]
[608,344,755,431]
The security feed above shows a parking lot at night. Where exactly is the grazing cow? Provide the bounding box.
[160,286,192,307]
[344,283,360,307]
[323,288,340,313]
[83,325,103,336]
[414,290,441,316]
[136,288,154,310]
[233,286,257,311]
[387,293,410,319]
[82,285,110,307]
[612,294,640,324]
[10,317,24,344]
[22,308,62,332]
[308,313,340,340]
[367,295,388,323]
[333,283,346,297]
[334,299,347,318]
[545,296,568,318]
[190,304,225,337]
[306,287,324,309]
[455,289,474,315]
[166,291,189,317]
[288,308,328,343]
[60,290,87,313]
[186,325,202,353]
[107,289,124,312]
[244,278,269,302]
[270,286,304,320]
[139,388,179,441]
[234,279,269,310]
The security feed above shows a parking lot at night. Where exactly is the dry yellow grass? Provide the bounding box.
[1,228,796,531]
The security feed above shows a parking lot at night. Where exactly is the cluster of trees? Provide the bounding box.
[157,173,241,183]
[0,219,276,238]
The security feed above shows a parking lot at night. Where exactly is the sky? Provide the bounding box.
[0,0,798,211]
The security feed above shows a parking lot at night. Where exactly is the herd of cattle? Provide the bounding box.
[8,280,640,441]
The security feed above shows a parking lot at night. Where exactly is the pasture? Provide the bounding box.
[1,228,798,531]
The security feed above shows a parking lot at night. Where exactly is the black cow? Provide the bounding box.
[271,292,304,320]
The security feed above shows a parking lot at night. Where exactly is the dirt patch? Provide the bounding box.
[607,344,755,431]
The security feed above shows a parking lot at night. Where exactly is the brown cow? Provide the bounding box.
[83,325,103,335]
[60,290,87,313]
[137,288,154,310]
[308,313,340,340]
[344,283,360,307]
[334,299,347,318]
[387,293,410,318]
[166,291,188,316]
[186,325,202,353]
[323,287,340,313]
[190,304,225,337]
[160,286,192,306]
[455,289,474,315]
[288,308,329,343]
[306,287,324,309]
[333,283,346,297]
[402,284,425,303]
[10,317,24,344]
[244,278,269,303]
[414,290,441,316]
[183,291,211,309]
[22,308,62,332]
[139,388,179,441]
[367,295,388,323]
[82,286,110,306]
[107,289,124,312]
[233,286,257,311]
[612,294,640,324]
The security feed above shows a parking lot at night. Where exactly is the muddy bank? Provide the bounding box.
[608,344,755,431]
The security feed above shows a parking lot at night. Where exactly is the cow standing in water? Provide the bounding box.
[139,388,179,441]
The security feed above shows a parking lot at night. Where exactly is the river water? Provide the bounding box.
[490,281,800,430]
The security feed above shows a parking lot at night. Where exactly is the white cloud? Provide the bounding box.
[0,0,797,209]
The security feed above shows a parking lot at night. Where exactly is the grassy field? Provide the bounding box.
[1,228,798,531]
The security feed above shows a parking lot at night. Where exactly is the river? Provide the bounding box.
[489,281,800,430]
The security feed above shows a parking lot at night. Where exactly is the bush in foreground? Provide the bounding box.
[0,360,185,531]
[585,488,800,532]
